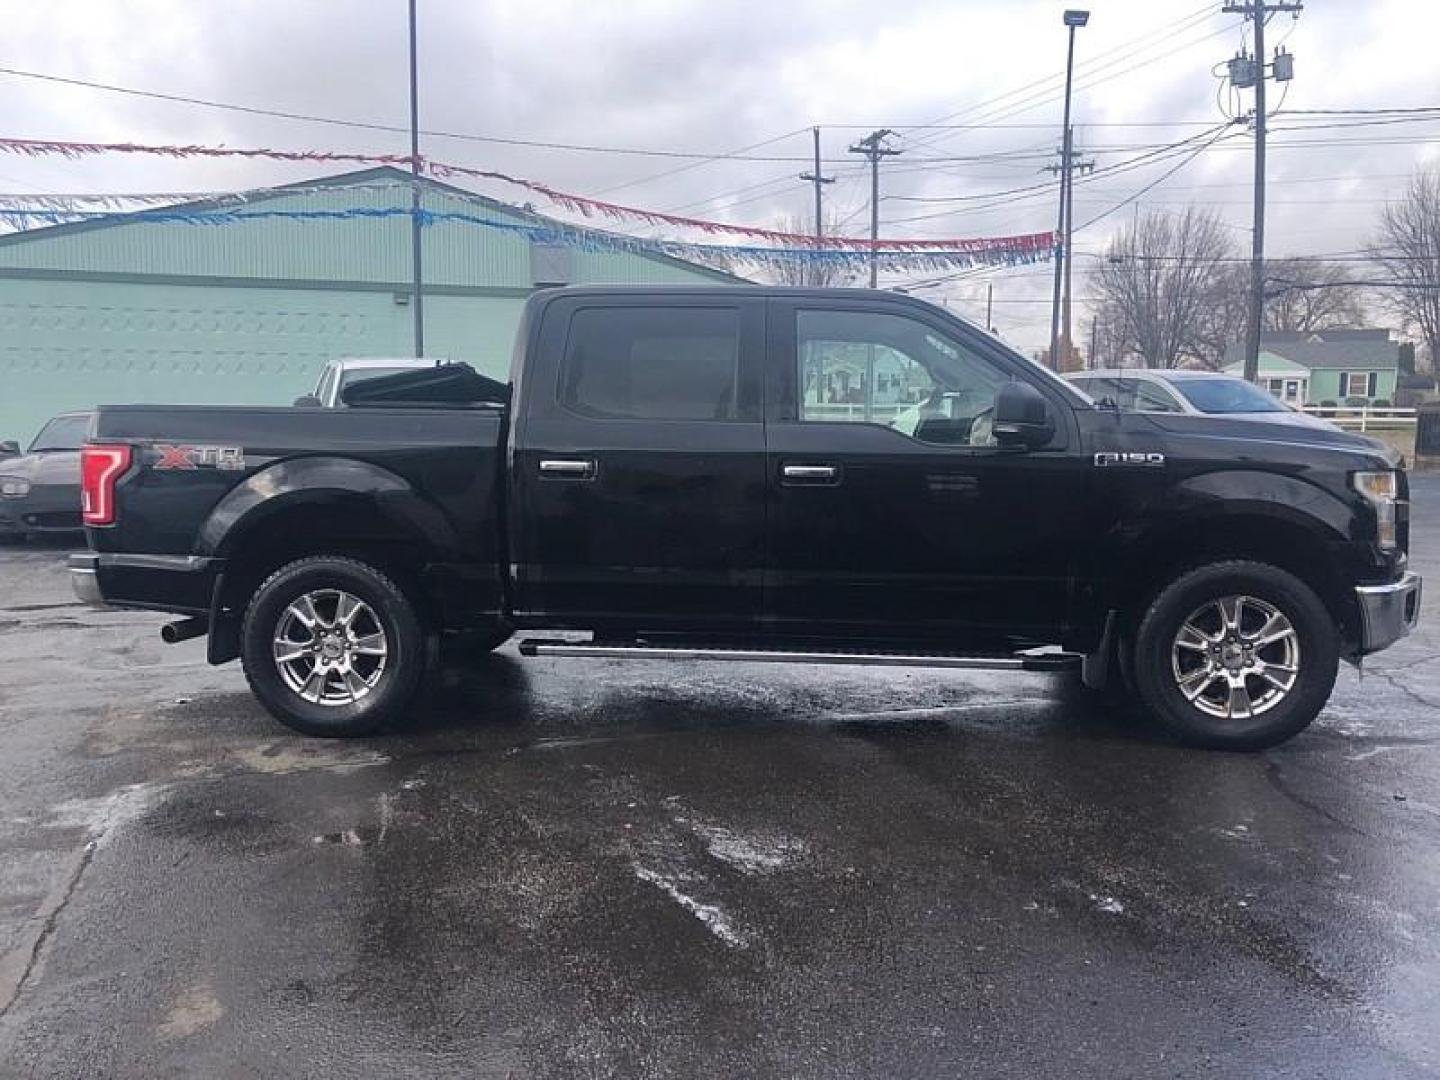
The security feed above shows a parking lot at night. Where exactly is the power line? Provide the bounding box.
[587,127,812,197]
[1074,126,1235,231]
[0,63,821,164]
[885,125,1238,227]
[1277,106,1440,116]
[906,14,1243,153]
[900,4,1218,146]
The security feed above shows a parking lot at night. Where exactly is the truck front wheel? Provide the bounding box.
[241,556,427,737]
[1131,560,1339,751]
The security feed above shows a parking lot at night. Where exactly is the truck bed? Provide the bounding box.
[81,403,507,630]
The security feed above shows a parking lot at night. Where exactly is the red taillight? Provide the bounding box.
[80,444,131,526]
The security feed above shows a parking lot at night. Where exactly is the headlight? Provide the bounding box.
[0,476,30,498]
[1353,470,1398,550]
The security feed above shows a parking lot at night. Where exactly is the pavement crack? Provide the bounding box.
[0,839,97,1017]
[1363,667,1440,712]
[0,601,85,614]
[1262,761,1371,839]
[1368,651,1440,675]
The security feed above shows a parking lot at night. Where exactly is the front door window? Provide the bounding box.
[798,309,1008,447]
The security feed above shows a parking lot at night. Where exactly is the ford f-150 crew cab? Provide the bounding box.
[71,286,1422,749]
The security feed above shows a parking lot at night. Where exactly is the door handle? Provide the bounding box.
[539,458,597,479]
[781,463,839,485]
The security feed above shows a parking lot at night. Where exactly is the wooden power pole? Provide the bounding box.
[799,127,835,287]
[1222,0,1302,383]
[849,130,902,289]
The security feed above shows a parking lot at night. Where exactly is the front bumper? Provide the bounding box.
[1355,572,1422,654]
[0,494,83,534]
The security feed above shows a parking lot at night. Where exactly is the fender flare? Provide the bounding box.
[1118,470,1353,550]
[196,455,463,561]
[1094,470,1357,617]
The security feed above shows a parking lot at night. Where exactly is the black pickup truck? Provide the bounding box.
[71,286,1422,749]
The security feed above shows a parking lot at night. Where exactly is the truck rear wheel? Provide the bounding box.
[1131,560,1339,751]
[241,556,427,737]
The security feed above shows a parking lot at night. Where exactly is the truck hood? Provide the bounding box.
[1216,409,1340,432]
[0,449,81,485]
[1143,412,1403,467]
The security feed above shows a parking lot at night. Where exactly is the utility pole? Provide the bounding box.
[849,129,902,289]
[1061,128,1094,372]
[1089,315,1099,371]
[1049,9,1090,371]
[985,282,994,333]
[1222,0,1302,383]
[799,126,834,287]
[407,0,425,358]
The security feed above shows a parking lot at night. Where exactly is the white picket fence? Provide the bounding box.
[1300,405,1417,431]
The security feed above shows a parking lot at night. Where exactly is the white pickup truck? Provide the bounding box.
[296,357,451,408]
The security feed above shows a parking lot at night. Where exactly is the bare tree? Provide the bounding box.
[1370,167,1440,373]
[770,212,859,288]
[1089,208,1236,369]
[1193,262,1251,370]
[1264,259,1370,333]
[1088,300,1133,369]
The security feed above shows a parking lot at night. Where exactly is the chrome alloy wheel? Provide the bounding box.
[1170,595,1301,721]
[272,589,389,706]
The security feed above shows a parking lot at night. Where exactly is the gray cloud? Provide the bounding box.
[1,0,1435,351]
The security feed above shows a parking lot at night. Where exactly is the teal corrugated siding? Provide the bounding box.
[0,183,730,288]
[0,175,736,440]
[0,279,529,440]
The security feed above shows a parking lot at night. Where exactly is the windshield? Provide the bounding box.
[1173,377,1288,414]
[338,366,424,390]
[29,415,89,452]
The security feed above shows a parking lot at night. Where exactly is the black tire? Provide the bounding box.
[1131,560,1339,751]
[241,556,428,737]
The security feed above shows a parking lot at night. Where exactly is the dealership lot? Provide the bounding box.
[0,478,1435,1078]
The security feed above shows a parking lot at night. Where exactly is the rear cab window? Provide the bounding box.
[559,306,747,421]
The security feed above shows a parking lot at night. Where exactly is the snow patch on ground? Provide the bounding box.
[48,782,168,847]
[1090,894,1125,915]
[632,864,750,948]
[689,823,805,875]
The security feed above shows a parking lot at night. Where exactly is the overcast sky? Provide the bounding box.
[2,0,1437,352]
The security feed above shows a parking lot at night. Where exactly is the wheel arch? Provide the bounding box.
[199,458,457,663]
[1108,503,1361,651]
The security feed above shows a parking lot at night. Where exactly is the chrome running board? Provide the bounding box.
[516,639,1080,671]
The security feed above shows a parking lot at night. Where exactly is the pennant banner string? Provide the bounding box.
[0,204,1053,273]
[0,136,1055,254]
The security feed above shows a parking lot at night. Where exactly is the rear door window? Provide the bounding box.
[560,307,744,421]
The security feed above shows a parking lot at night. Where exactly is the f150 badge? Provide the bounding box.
[153,444,246,471]
[1094,451,1165,468]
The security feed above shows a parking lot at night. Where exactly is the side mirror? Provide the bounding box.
[0,440,18,457]
[992,381,1055,449]
[292,395,324,408]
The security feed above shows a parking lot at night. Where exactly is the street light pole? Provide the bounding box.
[1048,9,1089,371]
[408,0,425,358]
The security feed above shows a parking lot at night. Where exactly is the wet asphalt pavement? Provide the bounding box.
[0,481,1437,1078]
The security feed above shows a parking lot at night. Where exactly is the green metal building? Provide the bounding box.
[0,167,738,443]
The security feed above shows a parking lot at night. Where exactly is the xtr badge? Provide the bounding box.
[153,444,247,471]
